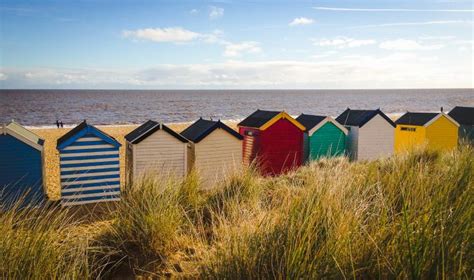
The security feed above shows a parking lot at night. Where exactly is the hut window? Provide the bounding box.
[401,127,416,132]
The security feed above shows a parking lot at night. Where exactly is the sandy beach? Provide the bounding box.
[32,122,238,200]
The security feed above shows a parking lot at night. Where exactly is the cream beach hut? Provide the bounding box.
[125,120,190,183]
[181,118,243,187]
[336,109,395,161]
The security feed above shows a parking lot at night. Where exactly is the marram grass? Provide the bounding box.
[1,146,473,279]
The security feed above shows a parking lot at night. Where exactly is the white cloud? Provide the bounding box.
[289,17,314,26]
[352,20,472,29]
[3,51,471,89]
[419,35,456,41]
[379,39,444,51]
[122,27,201,43]
[453,40,474,51]
[201,29,225,43]
[209,6,224,19]
[313,6,474,12]
[122,27,260,58]
[190,9,199,14]
[0,73,7,80]
[223,41,261,57]
[311,51,338,59]
[313,36,376,48]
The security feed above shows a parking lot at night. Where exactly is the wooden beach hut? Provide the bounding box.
[238,110,305,175]
[56,121,121,206]
[0,121,46,206]
[296,114,348,162]
[336,109,395,161]
[395,111,459,152]
[448,106,474,144]
[125,120,190,183]
[181,118,243,187]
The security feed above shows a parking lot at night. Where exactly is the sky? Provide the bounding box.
[0,0,473,89]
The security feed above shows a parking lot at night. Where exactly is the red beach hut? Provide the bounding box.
[238,110,306,175]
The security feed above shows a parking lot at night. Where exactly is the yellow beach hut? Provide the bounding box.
[394,111,459,152]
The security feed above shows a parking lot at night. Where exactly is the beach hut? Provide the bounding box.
[0,121,46,206]
[238,110,305,175]
[395,111,459,152]
[296,114,348,162]
[124,120,190,183]
[181,118,243,187]
[448,106,474,144]
[336,109,395,161]
[57,121,121,206]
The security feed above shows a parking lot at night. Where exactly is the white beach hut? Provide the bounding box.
[335,109,395,161]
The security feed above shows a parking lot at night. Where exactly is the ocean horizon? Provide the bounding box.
[1,88,473,127]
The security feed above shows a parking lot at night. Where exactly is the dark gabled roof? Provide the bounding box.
[57,120,88,146]
[57,120,120,148]
[336,109,395,128]
[238,110,280,128]
[181,118,243,143]
[449,106,474,125]
[395,112,439,126]
[125,120,188,144]
[125,120,158,142]
[296,114,326,131]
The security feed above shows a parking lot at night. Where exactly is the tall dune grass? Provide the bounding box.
[0,202,112,279]
[1,146,473,278]
[203,147,473,279]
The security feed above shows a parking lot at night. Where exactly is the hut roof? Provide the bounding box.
[57,120,121,149]
[336,109,395,128]
[125,120,188,144]
[395,112,438,126]
[296,114,348,135]
[449,106,474,126]
[181,118,242,143]
[238,110,280,128]
[1,121,44,151]
[396,112,459,127]
[238,109,305,131]
[295,114,326,131]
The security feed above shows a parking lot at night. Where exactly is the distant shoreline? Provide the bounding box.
[26,113,407,130]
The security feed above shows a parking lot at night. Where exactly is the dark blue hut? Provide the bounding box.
[0,122,46,206]
[57,121,121,206]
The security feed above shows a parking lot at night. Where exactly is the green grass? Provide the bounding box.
[1,146,473,279]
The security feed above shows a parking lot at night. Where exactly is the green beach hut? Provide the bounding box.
[296,114,348,162]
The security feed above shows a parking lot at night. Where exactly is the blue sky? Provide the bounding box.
[0,0,472,89]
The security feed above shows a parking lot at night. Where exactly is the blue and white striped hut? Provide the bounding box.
[0,121,46,207]
[57,121,121,206]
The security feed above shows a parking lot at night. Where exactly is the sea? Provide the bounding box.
[1,89,473,127]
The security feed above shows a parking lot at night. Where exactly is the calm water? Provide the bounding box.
[0,89,473,127]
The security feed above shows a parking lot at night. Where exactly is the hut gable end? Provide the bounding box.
[57,121,120,150]
[358,114,394,160]
[56,122,121,206]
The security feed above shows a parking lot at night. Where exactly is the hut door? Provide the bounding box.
[243,130,257,166]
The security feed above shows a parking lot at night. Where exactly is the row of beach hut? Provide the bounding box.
[1,106,473,207]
